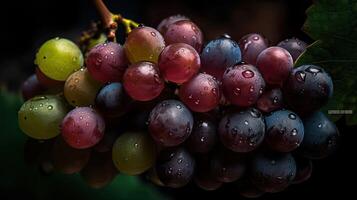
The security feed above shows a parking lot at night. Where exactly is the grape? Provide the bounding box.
[155,147,195,188]
[24,138,55,166]
[86,42,128,83]
[61,107,105,149]
[124,26,165,64]
[239,33,269,65]
[21,74,44,100]
[148,100,194,147]
[112,131,156,175]
[64,68,102,107]
[95,82,133,117]
[52,137,91,174]
[157,15,189,35]
[283,65,333,116]
[35,37,84,81]
[18,95,69,139]
[277,38,307,61]
[81,151,118,189]
[35,67,64,89]
[292,156,312,184]
[200,35,242,80]
[179,73,221,112]
[158,43,200,84]
[123,61,165,101]
[256,47,293,87]
[256,88,284,113]
[94,129,119,153]
[264,110,304,152]
[250,152,296,193]
[221,64,265,107]
[218,108,265,153]
[210,148,246,183]
[186,114,217,153]
[164,20,204,52]
[194,156,223,191]
[299,112,339,159]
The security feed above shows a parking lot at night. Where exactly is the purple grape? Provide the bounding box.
[283,65,333,116]
[148,100,193,147]
[155,147,195,188]
[201,35,241,80]
[277,38,307,61]
[218,108,265,153]
[86,42,128,84]
[194,155,223,191]
[264,110,304,152]
[250,152,296,193]
[256,88,284,113]
[179,73,221,112]
[239,33,269,65]
[21,74,45,100]
[157,15,189,35]
[222,64,265,107]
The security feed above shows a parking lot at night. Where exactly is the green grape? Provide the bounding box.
[124,26,165,64]
[112,131,156,175]
[18,95,69,139]
[87,33,107,51]
[35,37,84,81]
[64,68,102,106]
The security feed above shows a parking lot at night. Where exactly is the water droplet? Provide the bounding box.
[167,167,173,174]
[288,113,297,120]
[249,86,254,92]
[234,88,241,96]
[273,96,279,104]
[211,88,217,95]
[253,36,259,40]
[176,104,182,109]
[134,143,139,148]
[244,120,249,125]
[295,71,306,82]
[39,103,43,107]
[242,70,254,78]
[232,128,238,135]
[318,123,322,128]
[47,105,53,110]
[200,137,205,142]
[55,37,60,40]
[250,108,261,118]
[305,66,321,75]
[194,99,200,105]
[85,122,89,126]
[221,33,231,39]
[177,158,183,164]
[205,47,210,53]
[188,94,193,99]
[110,51,114,55]
[291,128,297,136]
[79,116,83,120]
[74,78,79,83]
[151,32,156,37]
[259,87,264,94]
[271,160,276,165]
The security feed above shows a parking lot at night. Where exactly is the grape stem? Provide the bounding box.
[92,0,139,41]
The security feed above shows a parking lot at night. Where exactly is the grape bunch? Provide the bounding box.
[19,14,339,198]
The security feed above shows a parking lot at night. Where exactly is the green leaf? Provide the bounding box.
[295,0,357,125]
[0,90,168,200]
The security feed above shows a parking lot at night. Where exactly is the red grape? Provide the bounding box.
[179,73,220,112]
[157,15,189,35]
[123,61,165,101]
[61,107,105,149]
[164,20,204,52]
[86,42,128,83]
[158,43,200,84]
[256,47,293,87]
[239,33,269,65]
[222,64,265,107]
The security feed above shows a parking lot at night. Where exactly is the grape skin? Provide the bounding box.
[157,15,189,35]
[35,37,84,81]
[18,95,69,140]
[124,26,165,64]
[239,33,269,65]
[201,36,242,80]
[158,43,201,84]
[112,131,156,175]
[218,108,265,153]
[123,61,165,101]
[61,107,105,149]
[35,67,64,90]
[222,64,265,107]
[179,73,221,112]
[256,47,293,87]
[21,74,45,100]
[148,100,194,147]
[164,20,204,52]
[277,38,307,61]
[86,42,128,84]
[155,147,195,188]
[264,110,304,152]
[256,88,284,113]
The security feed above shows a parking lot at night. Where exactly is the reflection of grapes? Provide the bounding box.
[18,9,339,197]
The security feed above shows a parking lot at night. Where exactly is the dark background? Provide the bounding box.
[1,0,355,199]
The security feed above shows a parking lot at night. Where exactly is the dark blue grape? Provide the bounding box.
[299,112,339,159]
[201,36,242,80]
[95,83,133,117]
[250,152,296,193]
[218,108,265,153]
[148,100,194,147]
[277,38,307,61]
[283,65,333,116]
[265,110,304,152]
[155,147,195,188]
